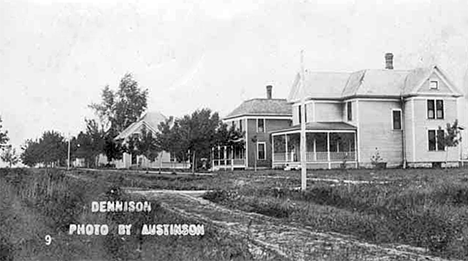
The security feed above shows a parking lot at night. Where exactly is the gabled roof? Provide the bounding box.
[288,65,463,103]
[224,98,292,120]
[114,111,166,140]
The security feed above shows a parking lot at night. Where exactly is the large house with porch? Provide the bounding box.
[271,53,464,169]
[212,85,292,170]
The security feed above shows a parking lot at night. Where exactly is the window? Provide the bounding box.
[428,129,445,151]
[430,80,438,89]
[304,104,308,122]
[392,110,402,130]
[257,142,266,160]
[436,100,444,119]
[298,104,309,123]
[427,100,435,119]
[239,119,243,132]
[298,105,302,124]
[427,99,444,119]
[347,102,352,121]
[170,153,176,162]
[257,119,265,132]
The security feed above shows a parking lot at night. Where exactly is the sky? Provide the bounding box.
[1,0,468,158]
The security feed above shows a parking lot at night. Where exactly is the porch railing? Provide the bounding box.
[212,158,246,168]
[273,151,356,162]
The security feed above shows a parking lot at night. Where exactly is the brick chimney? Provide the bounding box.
[385,53,394,69]
[266,85,273,99]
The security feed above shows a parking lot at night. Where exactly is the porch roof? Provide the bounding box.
[270,122,356,135]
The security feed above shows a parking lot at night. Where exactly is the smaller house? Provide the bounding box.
[212,86,292,170]
[112,111,189,169]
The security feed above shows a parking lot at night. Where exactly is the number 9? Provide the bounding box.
[45,235,52,245]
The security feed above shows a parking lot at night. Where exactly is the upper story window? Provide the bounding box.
[257,118,265,133]
[239,119,243,132]
[347,102,352,121]
[392,109,402,130]
[298,104,308,123]
[429,80,439,90]
[428,129,445,151]
[427,99,444,119]
[298,105,302,124]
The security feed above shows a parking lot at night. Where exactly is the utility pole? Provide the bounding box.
[300,50,307,191]
[67,133,71,171]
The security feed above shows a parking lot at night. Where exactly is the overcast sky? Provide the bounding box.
[1,0,468,155]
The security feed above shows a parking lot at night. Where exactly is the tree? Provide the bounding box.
[155,109,220,174]
[89,73,148,163]
[1,146,19,168]
[21,139,41,167]
[75,119,106,167]
[0,116,8,146]
[127,125,161,173]
[89,73,149,133]
[156,117,189,170]
[103,129,124,163]
[40,131,68,167]
[439,119,464,169]
[20,131,67,167]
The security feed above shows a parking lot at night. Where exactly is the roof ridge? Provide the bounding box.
[244,98,288,102]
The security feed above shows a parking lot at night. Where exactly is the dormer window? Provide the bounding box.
[430,80,439,89]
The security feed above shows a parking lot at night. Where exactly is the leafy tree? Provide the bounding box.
[156,111,245,173]
[21,139,41,167]
[156,117,189,166]
[89,73,148,133]
[126,125,161,172]
[89,73,148,163]
[20,131,67,167]
[214,123,245,149]
[0,116,8,146]
[40,131,68,167]
[439,119,464,169]
[1,145,19,168]
[103,129,124,163]
[177,109,221,173]
[75,119,106,167]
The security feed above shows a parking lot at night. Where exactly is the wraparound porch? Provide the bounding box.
[271,124,357,169]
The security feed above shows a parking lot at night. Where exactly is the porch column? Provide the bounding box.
[218,146,221,167]
[231,146,234,171]
[313,137,317,161]
[354,132,358,168]
[284,134,288,162]
[327,132,331,169]
[224,146,227,169]
[272,135,275,166]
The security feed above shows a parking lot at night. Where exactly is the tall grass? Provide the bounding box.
[0,168,261,261]
[203,173,468,259]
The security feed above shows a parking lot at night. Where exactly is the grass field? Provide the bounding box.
[6,167,467,260]
[0,168,261,261]
[73,167,468,260]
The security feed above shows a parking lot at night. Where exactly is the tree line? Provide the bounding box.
[16,73,243,171]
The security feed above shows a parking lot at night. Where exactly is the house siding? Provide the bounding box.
[409,98,459,164]
[315,102,342,122]
[357,100,404,167]
[246,118,291,168]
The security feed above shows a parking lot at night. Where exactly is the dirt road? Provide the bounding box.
[130,190,456,261]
